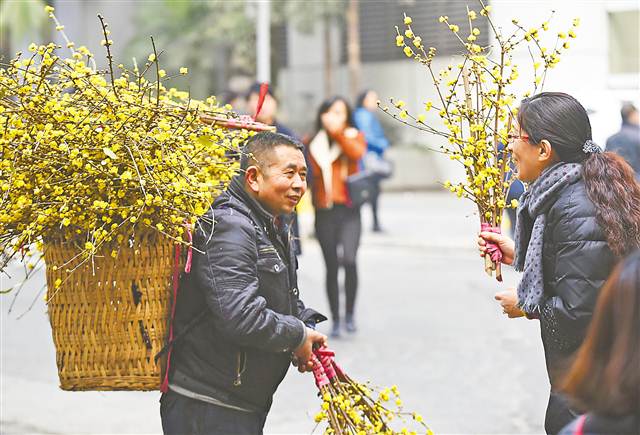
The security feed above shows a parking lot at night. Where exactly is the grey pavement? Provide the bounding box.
[1,192,549,434]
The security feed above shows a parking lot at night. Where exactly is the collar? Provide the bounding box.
[228,175,277,230]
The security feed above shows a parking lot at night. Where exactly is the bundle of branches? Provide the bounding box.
[385,0,579,280]
[311,347,432,435]
[0,6,256,283]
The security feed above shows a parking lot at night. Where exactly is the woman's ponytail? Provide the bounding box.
[583,151,640,257]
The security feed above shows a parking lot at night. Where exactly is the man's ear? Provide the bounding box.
[539,139,554,163]
[245,166,261,193]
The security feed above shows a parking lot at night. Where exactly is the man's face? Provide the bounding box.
[248,145,307,215]
[247,93,277,124]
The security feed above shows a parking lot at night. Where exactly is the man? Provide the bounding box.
[247,82,304,255]
[606,102,640,178]
[246,82,297,139]
[161,132,327,435]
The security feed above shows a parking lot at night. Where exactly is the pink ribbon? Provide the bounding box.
[311,354,330,389]
[320,354,337,380]
[253,83,269,121]
[160,243,182,393]
[481,222,503,264]
[184,222,193,274]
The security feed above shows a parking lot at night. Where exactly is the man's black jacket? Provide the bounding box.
[169,177,325,412]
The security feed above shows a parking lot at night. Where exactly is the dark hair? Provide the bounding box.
[562,250,640,416]
[355,89,372,108]
[518,92,640,257]
[621,102,638,125]
[239,131,303,171]
[246,81,275,101]
[315,96,355,133]
[221,90,240,106]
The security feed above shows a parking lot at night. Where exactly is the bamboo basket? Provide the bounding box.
[41,117,273,391]
[43,232,181,391]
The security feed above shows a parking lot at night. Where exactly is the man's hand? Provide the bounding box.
[293,328,327,373]
[478,232,515,265]
[495,288,525,318]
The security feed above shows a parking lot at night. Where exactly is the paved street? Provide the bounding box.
[1,192,549,434]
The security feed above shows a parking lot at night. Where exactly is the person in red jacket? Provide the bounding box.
[307,97,366,337]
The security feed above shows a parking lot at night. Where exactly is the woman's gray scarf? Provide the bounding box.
[513,162,583,314]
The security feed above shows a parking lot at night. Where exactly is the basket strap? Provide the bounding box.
[160,243,182,393]
[155,309,207,362]
[184,222,193,274]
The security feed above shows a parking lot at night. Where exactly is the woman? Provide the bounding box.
[478,92,640,434]
[354,89,391,232]
[308,97,366,337]
[559,250,640,435]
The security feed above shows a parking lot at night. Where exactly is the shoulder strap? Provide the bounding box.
[154,309,207,363]
[574,414,587,435]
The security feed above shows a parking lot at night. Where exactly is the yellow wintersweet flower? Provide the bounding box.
[403,46,414,57]
[404,15,412,25]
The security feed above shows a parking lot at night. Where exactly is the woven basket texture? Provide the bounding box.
[44,232,179,391]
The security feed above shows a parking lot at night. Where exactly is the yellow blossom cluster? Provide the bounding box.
[312,351,432,434]
[382,1,579,277]
[0,8,251,276]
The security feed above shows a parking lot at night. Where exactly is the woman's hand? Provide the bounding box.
[343,127,358,139]
[495,288,525,318]
[321,111,344,136]
[478,232,515,265]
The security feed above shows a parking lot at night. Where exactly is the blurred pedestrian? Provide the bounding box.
[498,141,525,236]
[221,89,247,115]
[246,82,297,139]
[558,250,640,435]
[161,132,327,435]
[478,92,640,434]
[354,89,392,232]
[606,102,640,178]
[308,97,367,337]
[246,82,303,254]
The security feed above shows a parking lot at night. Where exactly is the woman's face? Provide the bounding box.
[363,91,378,110]
[507,120,545,183]
[321,100,349,134]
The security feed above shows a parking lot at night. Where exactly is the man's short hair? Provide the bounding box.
[621,102,638,124]
[240,131,304,171]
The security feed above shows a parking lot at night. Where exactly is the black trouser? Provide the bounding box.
[545,391,579,435]
[369,178,382,229]
[160,390,267,435]
[315,205,362,321]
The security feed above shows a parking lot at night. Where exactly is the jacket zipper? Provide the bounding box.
[234,351,246,387]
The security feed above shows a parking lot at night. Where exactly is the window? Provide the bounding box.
[608,10,640,74]
[343,0,490,63]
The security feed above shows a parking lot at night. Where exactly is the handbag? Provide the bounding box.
[346,170,378,208]
[363,152,393,179]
